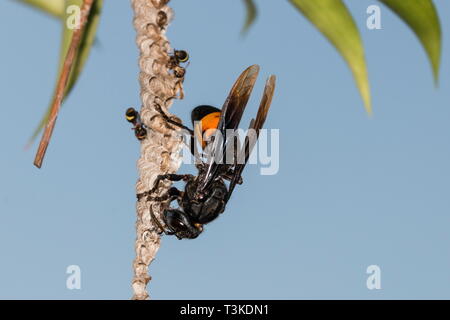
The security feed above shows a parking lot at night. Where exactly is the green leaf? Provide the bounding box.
[379,0,441,84]
[29,0,103,143]
[16,0,65,18]
[289,0,372,114]
[242,0,257,35]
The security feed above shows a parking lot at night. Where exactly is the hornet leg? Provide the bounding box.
[154,102,194,135]
[137,174,193,199]
[149,206,176,236]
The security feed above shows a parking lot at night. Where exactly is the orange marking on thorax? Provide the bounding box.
[196,112,220,148]
[201,112,220,132]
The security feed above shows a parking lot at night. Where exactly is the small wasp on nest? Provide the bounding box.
[125,107,148,141]
[168,49,189,99]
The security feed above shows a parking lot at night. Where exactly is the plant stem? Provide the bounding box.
[34,0,94,168]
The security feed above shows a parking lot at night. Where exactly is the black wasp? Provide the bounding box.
[138,65,276,239]
[125,107,147,141]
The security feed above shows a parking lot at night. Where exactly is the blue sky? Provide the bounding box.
[1,0,450,299]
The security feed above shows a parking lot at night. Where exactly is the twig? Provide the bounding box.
[34,0,94,168]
